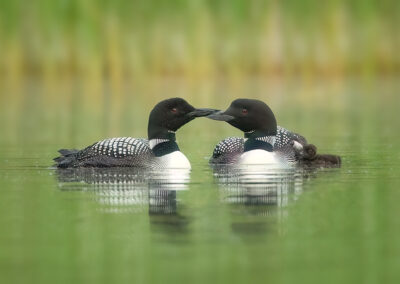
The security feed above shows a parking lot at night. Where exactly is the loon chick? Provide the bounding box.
[208,99,341,167]
[54,98,217,169]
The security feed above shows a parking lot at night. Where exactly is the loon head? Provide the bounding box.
[208,99,277,137]
[148,97,218,140]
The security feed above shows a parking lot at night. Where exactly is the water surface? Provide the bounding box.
[0,78,399,283]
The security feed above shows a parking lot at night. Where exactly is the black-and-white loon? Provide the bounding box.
[207,99,341,167]
[54,98,217,169]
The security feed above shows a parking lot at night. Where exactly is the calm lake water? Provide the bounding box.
[0,77,399,283]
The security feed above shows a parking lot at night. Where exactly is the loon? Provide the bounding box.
[54,98,217,169]
[208,99,341,167]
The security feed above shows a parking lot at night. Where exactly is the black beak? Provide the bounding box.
[187,108,220,118]
[206,110,234,121]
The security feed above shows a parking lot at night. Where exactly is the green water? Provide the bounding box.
[0,78,399,284]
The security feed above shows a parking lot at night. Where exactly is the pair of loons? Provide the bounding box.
[54,98,341,169]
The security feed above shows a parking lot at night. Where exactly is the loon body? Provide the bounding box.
[54,98,217,169]
[208,99,341,167]
[210,126,307,164]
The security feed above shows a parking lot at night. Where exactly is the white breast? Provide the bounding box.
[239,149,280,165]
[155,151,191,169]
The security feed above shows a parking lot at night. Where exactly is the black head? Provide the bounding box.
[208,99,277,136]
[148,98,218,140]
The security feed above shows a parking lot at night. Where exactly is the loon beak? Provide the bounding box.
[206,110,234,121]
[187,108,220,118]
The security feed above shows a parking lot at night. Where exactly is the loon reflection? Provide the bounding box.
[56,168,190,234]
[211,164,309,236]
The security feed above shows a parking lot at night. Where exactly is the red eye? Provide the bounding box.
[171,108,178,113]
[242,108,248,114]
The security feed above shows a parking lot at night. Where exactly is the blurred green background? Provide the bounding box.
[1,0,399,81]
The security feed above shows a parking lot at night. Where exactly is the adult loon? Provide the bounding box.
[208,99,341,167]
[54,98,217,169]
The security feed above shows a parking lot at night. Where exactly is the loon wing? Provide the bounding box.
[54,137,153,168]
[209,137,244,164]
[274,126,308,149]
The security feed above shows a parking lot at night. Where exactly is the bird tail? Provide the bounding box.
[53,149,79,168]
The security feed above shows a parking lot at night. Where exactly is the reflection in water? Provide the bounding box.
[148,189,190,235]
[212,165,309,236]
[56,168,191,235]
[55,165,318,239]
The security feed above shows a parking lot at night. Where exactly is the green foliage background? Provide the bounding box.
[1,0,398,84]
